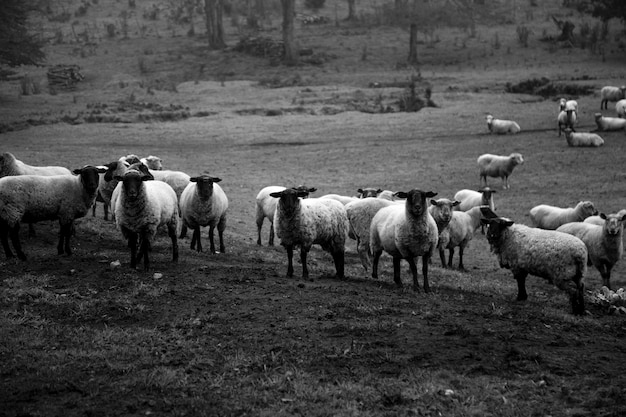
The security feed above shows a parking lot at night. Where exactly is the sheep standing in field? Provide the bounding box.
[530,201,597,230]
[114,168,179,271]
[0,152,72,177]
[453,187,496,212]
[558,212,626,290]
[557,107,577,136]
[594,113,626,131]
[428,198,460,268]
[0,166,106,260]
[370,189,439,291]
[564,129,604,147]
[600,85,626,110]
[615,99,626,118]
[93,158,133,220]
[559,98,578,113]
[345,198,398,271]
[270,188,348,279]
[477,153,524,189]
[441,206,484,270]
[480,208,587,315]
[140,155,163,171]
[179,175,228,254]
[255,185,317,246]
[486,114,521,134]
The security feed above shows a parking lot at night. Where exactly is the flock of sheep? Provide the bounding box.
[1,84,625,316]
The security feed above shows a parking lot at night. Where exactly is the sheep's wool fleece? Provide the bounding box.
[495,224,587,281]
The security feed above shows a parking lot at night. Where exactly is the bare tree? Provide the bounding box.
[281,0,298,65]
[204,0,225,49]
[346,0,356,21]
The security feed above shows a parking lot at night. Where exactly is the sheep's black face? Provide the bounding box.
[271,188,304,216]
[358,188,382,198]
[191,175,221,201]
[483,218,513,245]
[406,189,437,217]
[103,161,120,182]
[122,171,145,201]
[75,166,105,194]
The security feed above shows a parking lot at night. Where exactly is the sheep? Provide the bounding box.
[600,85,626,110]
[92,159,131,220]
[441,206,484,270]
[377,190,405,201]
[557,108,577,136]
[145,168,190,237]
[557,211,626,290]
[477,153,524,189]
[559,98,578,113]
[564,129,604,147]
[357,188,383,198]
[584,209,626,226]
[270,188,348,279]
[480,207,587,315]
[486,114,521,134]
[179,174,228,254]
[616,99,626,118]
[0,166,106,260]
[453,187,496,212]
[428,198,460,268]
[319,194,358,205]
[529,201,597,230]
[140,155,163,171]
[255,185,317,246]
[370,189,439,291]
[345,197,398,271]
[594,113,626,131]
[113,168,179,271]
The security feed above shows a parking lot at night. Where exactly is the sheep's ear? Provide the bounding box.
[190,177,199,182]
[296,190,309,198]
[377,188,383,194]
[394,191,407,199]
[600,213,607,220]
[480,207,498,219]
[72,168,82,175]
[269,191,283,198]
[308,187,317,193]
[452,200,461,207]
[429,199,438,206]
[211,177,222,183]
[114,175,124,181]
[97,167,107,174]
[620,213,626,222]
[425,191,437,198]
[141,175,153,181]
[357,188,364,194]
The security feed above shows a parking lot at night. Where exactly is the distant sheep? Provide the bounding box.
[477,153,524,189]
[529,201,597,230]
[179,175,228,254]
[370,189,439,291]
[481,208,587,315]
[559,98,578,113]
[616,99,626,118]
[357,188,383,198]
[453,187,496,212]
[594,113,626,131]
[600,85,626,110]
[93,158,132,220]
[564,129,604,147]
[255,185,317,246]
[271,188,348,279]
[0,166,105,260]
[486,114,521,134]
[557,108,577,136]
[140,155,163,171]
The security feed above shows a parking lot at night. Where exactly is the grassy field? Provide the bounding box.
[1,1,626,416]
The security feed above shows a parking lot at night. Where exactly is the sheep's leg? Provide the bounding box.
[57,221,73,255]
[331,249,345,279]
[371,250,382,279]
[128,231,138,269]
[422,254,431,293]
[513,269,528,301]
[598,263,612,289]
[285,245,294,277]
[458,246,466,271]
[8,223,26,261]
[392,257,403,287]
[103,202,109,221]
[0,221,15,259]
[217,217,226,253]
[438,248,446,268]
[92,203,97,217]
[179,224,188,239]
[209,225,217,254]
[191,227,202,252]
[300,248,309,279]
[268,224,275,246]
[256,223,263,246]
[447,248,454,268]
[357,238,370,271]
[168,222,179,263]
[407,257,420,291]
[140,233,150,271]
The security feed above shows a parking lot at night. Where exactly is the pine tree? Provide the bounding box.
[0,0,45,67]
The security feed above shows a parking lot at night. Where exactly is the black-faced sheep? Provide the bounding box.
[557,108,577,136]
[140,155,163,171]
[529,201,597,230]
[477,153,524,189]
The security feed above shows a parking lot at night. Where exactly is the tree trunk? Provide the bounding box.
[204,0,226,49]
[281,0,298,65]
[346,0,356,20]
[408,23,418,64]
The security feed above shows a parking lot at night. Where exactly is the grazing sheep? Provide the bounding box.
[357,188,383,198]
[179,175,228,254]
[255,185,317,246]
[594,113,626,131]
[270,188,348,279]
[557,212,626,290]
[616,99,626,118]
[530,201,597,230]
[345,198,398,271]
[370,189,439,291]
[480,208,587,315]
[557,108,578,136]
[0,166,106,260]
[441,206,484,270]
[140,155,163,171]
[600,85,626,110]
[113,168,179,271]
[486,114,521,134]
[477,153,524,189]
[564,129,604,147]
[428,198,460,268]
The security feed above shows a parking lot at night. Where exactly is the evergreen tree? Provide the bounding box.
[0,0,45,67]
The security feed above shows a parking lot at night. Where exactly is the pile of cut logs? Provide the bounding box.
[233,37,284,59]
[47,64,84,91]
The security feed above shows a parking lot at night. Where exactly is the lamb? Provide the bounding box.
[453,187,496,212]
[616,99,626,118]
[179,174,228,254]
[557,211,626,290]
[486,114,521,134]
[594,113,626,131]
[0,165,105,260]
[529,201,597,230]
[564,129,604,147]
[428,198,460,268]
[477,152,524,189]
[140,155,163,171]
[600,85,626,110]
[270,188,348,279]
[113,168,179,271]
[557,108,577,136]
[255,185,317,246]
[441,206,484,270]
[370,189,439,291]
[480,207,587,315]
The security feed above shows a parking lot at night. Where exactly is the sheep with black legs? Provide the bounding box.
[530,201,597,230]
[477,153,524,189]
[0,166,105,260]
[600,85,626,110]
[454,187,496,212]
[558,108,577,136]
[428,198,460,268]
[270,188,348,279]
[179,174,228,254]
[441,206,484,271]
[480,208,587,315]
[370,189,439,291]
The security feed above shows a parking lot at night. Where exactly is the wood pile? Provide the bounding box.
[47,64,84,91]
[297,14,329,25]
[233,37,284,59]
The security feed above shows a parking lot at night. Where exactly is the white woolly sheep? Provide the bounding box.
[147,167,190,237]
[480,208,587,315]
[564,129,604,147]
[486,114,521,134]
[559,98,578,113]
[377,190,405,201]
[600,85,626,110]
[255,185,317,246]
[345,197,399,271]
[594,113,626,131]
[616,99,626,118]
[477,153,524,189]
[557,211,626,290]
[93,158,132,220]
[113,168,179,271]
[428,198,460,268]
[0,166,105,260]
[357,187,383,198]
[319,194,358,205]
[584,209,626,226]
[530,201,597,230]
[270,188,348,279]
[557,108,578,136]
[453,187,496,212]
[441,206,484,270]
[370,189,439,291]
[179,174,228,254]
[0,152,72,177]
[140,155,163,171]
